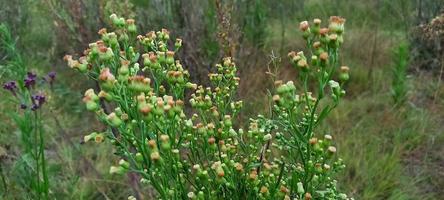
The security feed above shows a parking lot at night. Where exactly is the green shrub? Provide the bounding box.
[67,14,351,199]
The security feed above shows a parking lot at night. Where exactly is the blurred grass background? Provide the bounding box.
[1,0,444,199]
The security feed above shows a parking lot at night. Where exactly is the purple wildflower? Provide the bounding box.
[47,71,56,86]
[24,72,37,88]
[32,94,46,106]
[20,104,27,109]
[3,81,17,91]
[27,72,37,79]
[31,104,39,111]
[31,94,46,111]
[48,71,56,80]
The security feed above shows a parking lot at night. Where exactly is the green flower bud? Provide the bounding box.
[157,51,166,64]
[83,132,97,143]
[128,75,151,93]
[160,135,171,150]
[119,159,130,169]
[99,68,116,91]
[85,101,99,111]
[126,19,137,33]
[166,51,175,65]
[109,166,126,174]
[339,66,350,82]
[135,152,144,162]
[175,38,182,50]
[328,16,346,34]
[107,112,122,127]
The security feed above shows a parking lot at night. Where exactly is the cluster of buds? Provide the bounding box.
[166,59,189,85]
[136,93,184,121]
[299,16,346,54]
[288,51,309,71]
[128,75,151,93]
[209,57,239,91]
[148,140,163,164]
[99,68,117,91]
[273,81,298,110]
[189,86,213,110]
[64,55,88,73]
[328,80,346,101]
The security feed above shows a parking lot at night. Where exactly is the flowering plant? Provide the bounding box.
[3,71,55,199]
[67,14,351,199]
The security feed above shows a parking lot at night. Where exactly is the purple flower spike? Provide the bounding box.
[3,81,17,91]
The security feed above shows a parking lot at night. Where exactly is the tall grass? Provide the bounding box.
[391,43,409,106]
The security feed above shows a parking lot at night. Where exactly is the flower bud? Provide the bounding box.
[263,133,272,141]
[126,19,137,33]
[83,132,97,143]
[160,134,171,150]
[94,133,105,143]
[99,68,116,91]
[150,151,161,162]
[110,14,125,28]
[328,16,346,34]
[319,52,329,67]
[129,75,151,93]
[107,112,122,127]
[328,146,337,154]
[339,66,350,82]
[109,166,126,174]
[119,60,130,77]
[305,192,312,200]
[312,18,321,34]
[98,90,113,101]
[135,152,144,162]
[299,21,310,39]
[85,101,99,111]
[83,89,99,111]
[328,34,339,48]
[297,59,309,71]
[157,51,166,64]
[99,47,114,61]
[119,159,130,169]
[166,51,175,65]
[260,186,269,195]
[107,32,119,49]
[175,38,182,50]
